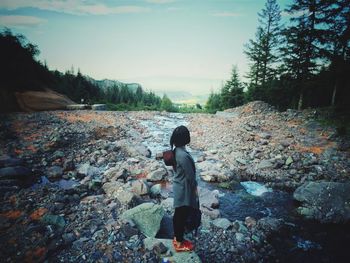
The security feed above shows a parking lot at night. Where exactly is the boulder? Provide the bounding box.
[103,181,136,206]
[130,180,149,196]
[256,217,283,234]
[212,218,232,230]
[121,203,165,237]
[285,156,293,166]
[259,132,272,139]
[150,184,162,196]
[46,166,63,180]
[257,160,273,169]
[293,181,350,223]
[15,89,75,111]
[201,206,220,219]
[147,168,167,182]
[77,163,99,177]
[116,140,151,158]
[198,187,219,209]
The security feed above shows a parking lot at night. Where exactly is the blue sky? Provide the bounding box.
[0,0,293,97]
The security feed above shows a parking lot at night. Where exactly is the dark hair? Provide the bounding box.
[170,125,190,149]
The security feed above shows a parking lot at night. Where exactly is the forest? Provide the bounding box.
[206,0,350,113]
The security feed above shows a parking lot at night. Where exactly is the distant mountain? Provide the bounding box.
[86,77,142,92]
[156,90,209,105]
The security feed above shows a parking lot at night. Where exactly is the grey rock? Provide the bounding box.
[285,156,293,166]
[121,222,139,238]
[63,159,75,171]
[259,132,271,139]
[47,166,63,179]
[257,217,283,234]
[130,180,149,195]
[235,232,245,242]
[212,218,231,230]
[153,242,168,254]
[41,214,66,228]
[150,184,162,196]
[116,139,151,158]
[147,168,167,182]
[280,140,291,147]
[233,220,248,233]
[121,203,165,237]
[103,181,136,206]
[236,158,248,165]
[77,163,99,177]
[293,181,350,223]
[198,187,219,209]
[257,160,273,169]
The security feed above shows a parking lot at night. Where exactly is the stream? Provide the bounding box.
[140,113,350,263]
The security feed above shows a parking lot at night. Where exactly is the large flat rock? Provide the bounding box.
[293,181,350,223]
[121,203,165,237]
[15,89,75,111]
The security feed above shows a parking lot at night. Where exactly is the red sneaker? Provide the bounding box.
[173,238,194,252]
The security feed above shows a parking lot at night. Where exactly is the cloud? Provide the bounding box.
[211,12,242,17]
[145,0,175,3]
[0,15,46,27]
[0,1,151,15]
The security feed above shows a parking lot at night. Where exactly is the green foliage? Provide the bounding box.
[177,105,205,113]
[205,92,223,113]
[229,0,350,111]
[160,95,177,112]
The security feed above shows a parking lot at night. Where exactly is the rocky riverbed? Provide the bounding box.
[1,101,349,262]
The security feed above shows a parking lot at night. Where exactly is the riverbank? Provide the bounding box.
[0,102,349,262]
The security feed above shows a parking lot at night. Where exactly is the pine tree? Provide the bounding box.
[244,0,282,87]
[281,0,320,109]
[221,66,244,108]
[317,0,350,107]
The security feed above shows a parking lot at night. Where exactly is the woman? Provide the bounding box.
[170,125,198,252]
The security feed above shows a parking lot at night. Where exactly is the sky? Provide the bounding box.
[0,0,293,98]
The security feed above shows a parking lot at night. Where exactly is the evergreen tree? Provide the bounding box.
[281,0,320,109]
[317,0,350,107]
[245,0,282,87]
[160,94,176,112]
[221,66,244,108]
[205,91,222,113]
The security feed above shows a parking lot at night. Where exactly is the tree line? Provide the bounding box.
[206,0,350,113]
[0,29,169,112]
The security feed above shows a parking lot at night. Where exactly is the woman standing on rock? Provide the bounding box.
[170,125,198,252]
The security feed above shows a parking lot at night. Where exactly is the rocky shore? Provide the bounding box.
[0,101,349,262]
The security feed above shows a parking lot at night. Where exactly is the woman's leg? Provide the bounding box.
[173,206,190,242]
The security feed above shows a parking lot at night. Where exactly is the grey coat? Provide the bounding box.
[173,146,198,209]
